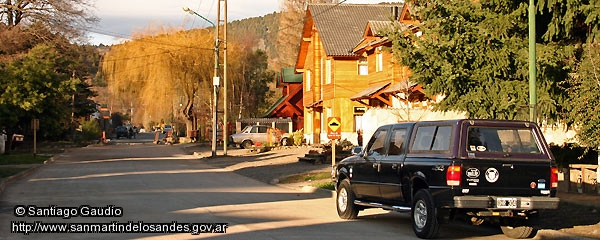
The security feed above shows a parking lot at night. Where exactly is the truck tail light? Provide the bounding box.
[550,167,559,188]
[446,165,461,186]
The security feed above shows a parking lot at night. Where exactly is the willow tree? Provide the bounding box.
[103,27,215,133]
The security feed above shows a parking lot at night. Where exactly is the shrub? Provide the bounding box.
[291,128,304,146]
[550,143,598,168]
[81,119,102,141]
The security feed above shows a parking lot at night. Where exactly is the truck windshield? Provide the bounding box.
[467,127,541,154]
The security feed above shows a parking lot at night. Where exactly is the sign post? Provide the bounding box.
[327,117,341,167]
[31,118,39,156]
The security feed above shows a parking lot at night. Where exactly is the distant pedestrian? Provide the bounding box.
[357,130,363,146]
[132,126,138,139]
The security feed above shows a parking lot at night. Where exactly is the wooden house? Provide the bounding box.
[262,68,304,131]
[350,6,431,111]
[297,3,424,144]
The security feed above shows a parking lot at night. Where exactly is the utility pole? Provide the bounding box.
[182,7,219,157]
[221,0,229,155]
[213,7,221,158]
[528,0,537,123]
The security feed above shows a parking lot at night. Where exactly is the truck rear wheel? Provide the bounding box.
[411,189,439,239]
[336,179,358,219]
[500,218,536,239]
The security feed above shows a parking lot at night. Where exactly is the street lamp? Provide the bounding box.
[183,7,220,157]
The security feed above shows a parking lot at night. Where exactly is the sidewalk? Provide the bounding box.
[557,191,600,208]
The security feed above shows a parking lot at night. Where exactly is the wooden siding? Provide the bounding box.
[322,98,364,133]
[297,4,416,143]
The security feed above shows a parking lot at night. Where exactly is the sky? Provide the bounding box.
[87,0,378,45]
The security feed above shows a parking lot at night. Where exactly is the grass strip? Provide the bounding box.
[0,168,29,179]
[279,172,331,183]
[0,154,50,165]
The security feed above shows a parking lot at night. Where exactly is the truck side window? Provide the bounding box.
[388,128,406,155]
[431,126,452,151]
[412,126,435,151]
[366,129,388,156]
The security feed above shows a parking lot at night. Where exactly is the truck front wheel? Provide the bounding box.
[411,189,440,239]
[336,179,359,219]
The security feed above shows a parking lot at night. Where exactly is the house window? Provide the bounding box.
[354,114,363,132]
[376,49,383,72]
[326,59,332,84]
[306,70,311,91]
[358,57,368,75]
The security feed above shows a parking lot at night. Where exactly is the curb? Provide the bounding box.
[0,156,56,195]
[273,180,336,199]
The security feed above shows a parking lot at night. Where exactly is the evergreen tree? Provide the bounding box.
[539,0,600,146]
[386,0,570,122]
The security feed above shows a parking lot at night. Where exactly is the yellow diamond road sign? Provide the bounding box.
[328,118,340,132]
[327,117,341,140]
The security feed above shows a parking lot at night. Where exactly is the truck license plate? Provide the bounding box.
[496,198,518,209]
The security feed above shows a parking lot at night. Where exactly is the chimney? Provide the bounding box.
[393,6,400,21]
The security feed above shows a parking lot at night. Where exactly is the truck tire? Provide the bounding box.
[336,179,359,219]
[412,189,440,239]
[500,218,535,239]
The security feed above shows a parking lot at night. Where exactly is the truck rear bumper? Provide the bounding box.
[453,196,559,210]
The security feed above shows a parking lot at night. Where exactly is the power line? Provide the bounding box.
[101,48,194,63]
[95,1,357,66]
[276,0,348,33]
[85,26,214,51]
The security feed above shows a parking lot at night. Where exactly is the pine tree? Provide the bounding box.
[386,0,570,122]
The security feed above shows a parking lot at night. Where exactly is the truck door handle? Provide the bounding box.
[373,163,381,172]
[391,163,398,169]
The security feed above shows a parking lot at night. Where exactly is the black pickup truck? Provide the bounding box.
[333,119,559,239]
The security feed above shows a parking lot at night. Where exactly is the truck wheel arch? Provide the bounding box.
[336,168,350,187]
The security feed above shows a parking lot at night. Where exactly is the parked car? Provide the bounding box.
[162,125,173,135]
[229,125,290,149]
[333,119,559,239]
[115,126,129,139]
[350,146,363,155]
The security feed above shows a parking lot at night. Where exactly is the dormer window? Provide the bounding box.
[376,47,383,72]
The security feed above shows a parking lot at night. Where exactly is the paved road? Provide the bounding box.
[0,141,586,239]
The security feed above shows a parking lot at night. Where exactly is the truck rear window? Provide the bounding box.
[467,127,541,154]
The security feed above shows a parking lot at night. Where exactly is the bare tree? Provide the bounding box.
[0,0,97,39]
[275,0,338,69]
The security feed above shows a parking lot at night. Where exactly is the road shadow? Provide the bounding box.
[535,201,600,230]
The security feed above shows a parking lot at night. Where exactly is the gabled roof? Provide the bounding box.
[350,83,391,100]
[262,95,288,118]
[366,21,393,37]
[307,4,403,57]
[281,68,302,83]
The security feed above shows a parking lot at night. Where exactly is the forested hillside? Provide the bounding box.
[228,12,285,71]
